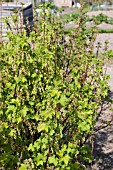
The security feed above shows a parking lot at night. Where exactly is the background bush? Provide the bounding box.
[0,4,110,170]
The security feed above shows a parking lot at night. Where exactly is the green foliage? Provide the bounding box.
[61,11,80,23]
[106,50,113,58]
[0,3,111,170]
[98,28,113,33]
[65,27,113,35]
[91,13,113,25]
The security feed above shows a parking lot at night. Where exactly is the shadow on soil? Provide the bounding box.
[92,91,113,170]
[88,91,113,170]
[109,91,113,100]
[92,125,113,170]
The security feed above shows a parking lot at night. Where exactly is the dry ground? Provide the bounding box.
[91,63,113,170]
[88,10,113,170]
[91,11,113,53]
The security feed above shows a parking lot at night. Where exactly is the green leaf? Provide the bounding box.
[7,105,16,111]
[51,89,61,97]
[28,143,35,152]
[10,98,20,106]
[48,156,58,166]
[78,122,90,132]
[59,95,68,106]
[6,82,12,88]
[63,154,70,166]
[36,160,44,166]
[35,153,46,166]
[14,77,20,83]
[70,161,82,170]
[9,129,15,137]
[37,122,48,132]
[20,106,28,117]
[49,129,55,136]
[19,164,27,170]
[21,77,27,83]
[17,117,22,123]
[31,73,37,78]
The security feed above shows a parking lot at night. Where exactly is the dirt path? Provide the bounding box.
[92,64,113,170]
[91,11,113,170]
[87,10,113,170]
[94,33,113,53]
[87,10,113,18]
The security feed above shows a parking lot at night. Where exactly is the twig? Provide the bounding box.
[94,119,113,134]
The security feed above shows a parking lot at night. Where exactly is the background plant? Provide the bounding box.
[0,3,111,170]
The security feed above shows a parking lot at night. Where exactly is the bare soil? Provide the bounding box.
[88,10,113,170]
[87,10,113,18]
[92,64,113,170]
[94,33,113,53]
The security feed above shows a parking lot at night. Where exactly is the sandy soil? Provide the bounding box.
[94,33,113,53]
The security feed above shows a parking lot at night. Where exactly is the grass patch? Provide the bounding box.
[61,7,91,23]
[98,28,113,33]
[64,27,113,35]
[64,27,75,34]
[61,11,80,23]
